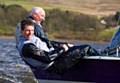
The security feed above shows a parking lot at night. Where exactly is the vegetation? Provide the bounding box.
[0,0,118,41]
[0,4,27,36]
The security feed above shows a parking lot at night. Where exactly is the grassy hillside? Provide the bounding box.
[1,0,120,16]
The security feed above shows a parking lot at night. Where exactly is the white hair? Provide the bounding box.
[29,7,45,20]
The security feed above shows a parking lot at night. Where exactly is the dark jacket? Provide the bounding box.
[22,43,64,63]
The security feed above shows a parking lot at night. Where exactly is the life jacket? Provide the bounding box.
[17,35,54,70]
[18,35,50,54]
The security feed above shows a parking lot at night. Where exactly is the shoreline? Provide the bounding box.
[0,36,15,39]
[0,36,109,44]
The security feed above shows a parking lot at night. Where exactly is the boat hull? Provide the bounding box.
[31,56,120,83]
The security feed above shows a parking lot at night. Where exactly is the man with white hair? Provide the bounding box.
[30,7,46,22]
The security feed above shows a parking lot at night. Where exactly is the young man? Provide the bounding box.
[18,19,99,74]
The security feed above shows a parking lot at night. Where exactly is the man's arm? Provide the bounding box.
[22,43,51,63]
[22,43,65,62]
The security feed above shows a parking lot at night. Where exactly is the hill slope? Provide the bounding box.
[1,0,120,16]
[30,0,120,16]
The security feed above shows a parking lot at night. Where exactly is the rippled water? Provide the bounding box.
[0,38,37,83]
[0,38,108,83]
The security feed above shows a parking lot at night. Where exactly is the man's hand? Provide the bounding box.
[62,44,69,51]
[62,43,74,51]
[67,44,74,47]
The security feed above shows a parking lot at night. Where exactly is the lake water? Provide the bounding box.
[0,38,108,83]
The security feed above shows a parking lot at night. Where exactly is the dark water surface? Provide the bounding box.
[0,38,37,83]
[0,38,108,83]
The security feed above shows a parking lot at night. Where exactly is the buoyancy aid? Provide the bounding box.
[18,35,55,70]
[18,35,50,53]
